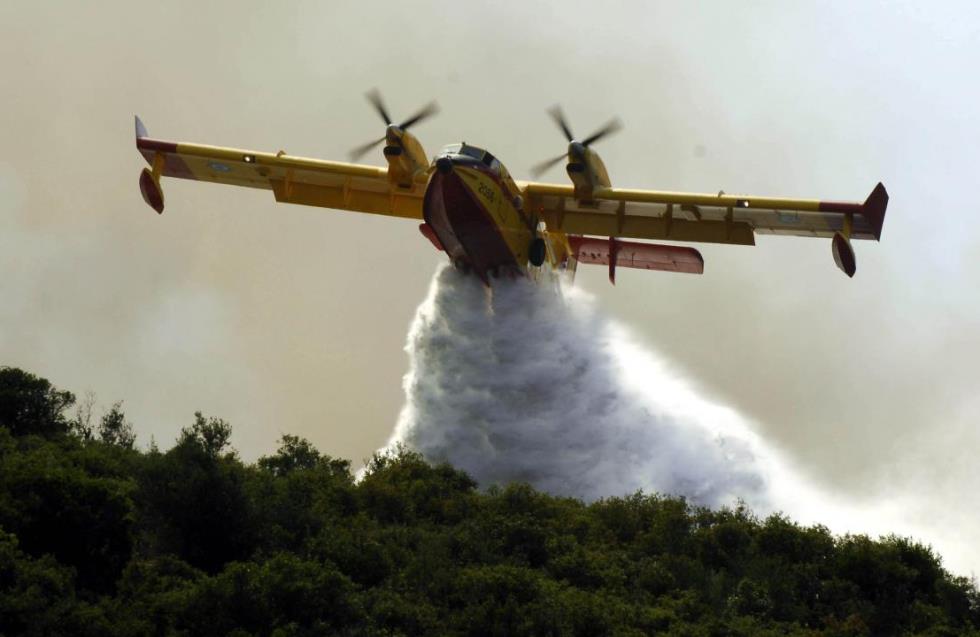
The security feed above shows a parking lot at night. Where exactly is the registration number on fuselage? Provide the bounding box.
[456,166,531,263]
[477,182,496,205]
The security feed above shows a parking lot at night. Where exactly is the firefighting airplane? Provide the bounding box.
[134,93,887,284]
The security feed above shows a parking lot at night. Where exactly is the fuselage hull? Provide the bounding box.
[423,152,534,282]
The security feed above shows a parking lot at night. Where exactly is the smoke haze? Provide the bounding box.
[2,0,979,575]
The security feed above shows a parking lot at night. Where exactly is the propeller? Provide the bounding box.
[349,90,439,161]
[531,106,622,177]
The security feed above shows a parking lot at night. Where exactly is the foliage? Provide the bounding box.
[0,367,75,438]
[180,411,234,459]
[0,365,978,636]
[98,402,136,449]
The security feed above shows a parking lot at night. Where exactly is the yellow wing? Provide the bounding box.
[134,116,423,219]
[519,181,888,247]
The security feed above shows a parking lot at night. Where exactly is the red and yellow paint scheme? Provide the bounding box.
[133,103,888,284]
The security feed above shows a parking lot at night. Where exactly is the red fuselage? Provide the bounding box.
[423,147,532,281]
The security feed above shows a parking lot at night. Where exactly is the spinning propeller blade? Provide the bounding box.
[531,153,569,178]
[548,105,575,142]
[366,89,392,126]
[349,90,439,161]
[581,118,623,147]
[533,105,622,176]
[398,101,439,130]
[348,135,387,161]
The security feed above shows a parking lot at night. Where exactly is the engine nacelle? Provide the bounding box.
[384,128,429,189]
[832,232,856,278]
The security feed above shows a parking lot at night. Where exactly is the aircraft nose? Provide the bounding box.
[436,156,454,174]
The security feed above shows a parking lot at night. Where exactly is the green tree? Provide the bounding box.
[0,367,75,438]
[0,529,77,636]
[359,447,477,524]
[106,556,206,636]
[135,413,254,573]
[1,365,979,636]
[98,402,135,449]
[0,428,135,594]
[175,554,362,635]
[249,438,354,554]
[257,434,323,476]
[180,411,233,458]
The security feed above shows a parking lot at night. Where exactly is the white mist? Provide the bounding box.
[380,265,975,577]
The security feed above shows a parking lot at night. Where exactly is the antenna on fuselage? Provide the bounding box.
[530,106,622,178]
[348,90,439,161]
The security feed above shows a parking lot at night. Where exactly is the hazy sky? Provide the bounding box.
[2,2,979,570]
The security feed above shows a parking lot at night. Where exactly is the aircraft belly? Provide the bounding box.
[424,169,521,279]
[453,167,531,263]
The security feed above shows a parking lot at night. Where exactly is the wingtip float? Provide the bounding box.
[135,115,165,214]
[133,99,888,283]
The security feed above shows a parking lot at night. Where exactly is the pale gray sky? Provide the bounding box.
[2,1,979,571]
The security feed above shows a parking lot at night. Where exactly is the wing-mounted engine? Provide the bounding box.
[349,90,437,189]
[531,106,621,203]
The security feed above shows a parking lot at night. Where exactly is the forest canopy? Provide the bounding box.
[0,365,977,636]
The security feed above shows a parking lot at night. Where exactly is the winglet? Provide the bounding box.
[863,182,888,241]
[135,115,148,141]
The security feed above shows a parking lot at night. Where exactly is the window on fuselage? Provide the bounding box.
[459,144,486,161]
[449,143,501,175]
[439,143,462,157]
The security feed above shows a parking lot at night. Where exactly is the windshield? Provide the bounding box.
[437,143,500,173]
[459,144,486,161]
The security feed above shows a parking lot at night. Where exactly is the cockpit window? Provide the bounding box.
[438,143,501,174]
[459,144,485,161]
